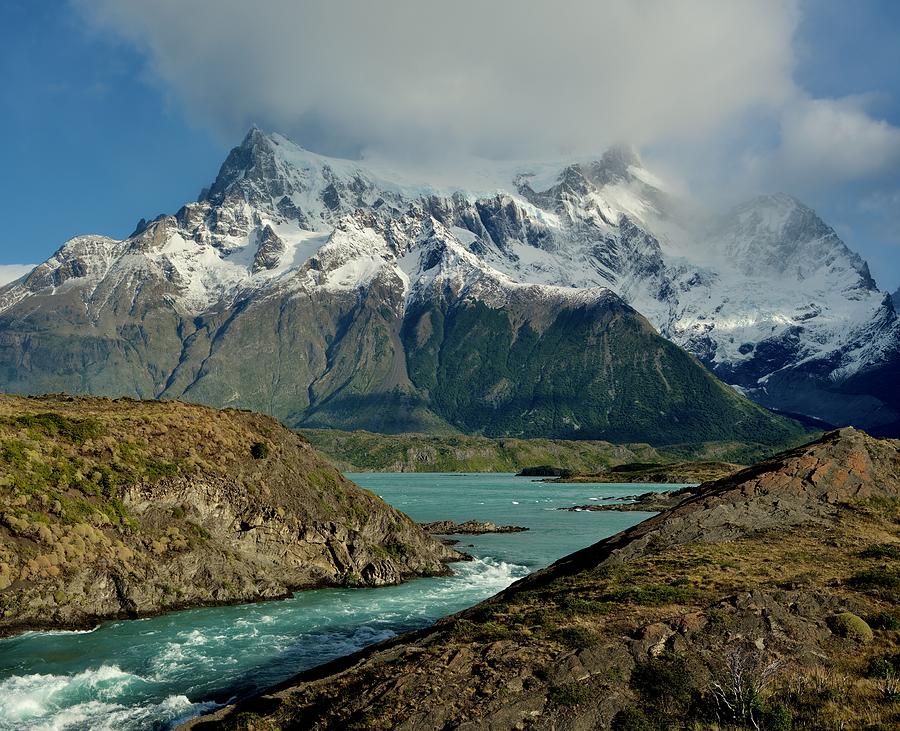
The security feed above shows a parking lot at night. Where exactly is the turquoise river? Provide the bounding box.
[0,473,673,730]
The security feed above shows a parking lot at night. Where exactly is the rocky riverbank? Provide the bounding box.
[0,396,460,636]
[185,428,900,730]
[558,491,687,512]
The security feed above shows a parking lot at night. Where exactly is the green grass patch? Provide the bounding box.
[604,583,698,606]
[849,566,900,596]
[860,543,900,560]
[549,682,593,707]
[4,413,103,443]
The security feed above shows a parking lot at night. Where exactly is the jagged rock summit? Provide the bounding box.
[0,128,896,437]
[184,427,900,730]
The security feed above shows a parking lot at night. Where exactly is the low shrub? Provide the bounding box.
[227,711,282,731]
[630,652,696,718]
[145,460,180,481]
[375,542,406,561]
[450,619,478,640]
[849,567,900,597]
[479,621,513,641]
[868,611,900,630]
[561,596,613,615]
[761,702,793,731]
[549,681,592,707]
[610,706,653,730]
[867,653,900,679]
[0,439,29,467]
[827,612,873,642]
[250,442,270,460]
[860,543,900,560]
[553,625,598,648]
[10,413,103,443]
[606,583,696,606]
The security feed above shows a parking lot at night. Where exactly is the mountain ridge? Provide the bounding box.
[0,128,895,437]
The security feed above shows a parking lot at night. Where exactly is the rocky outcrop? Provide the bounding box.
[185,428,900,730]
[251,224,286,272]
[545,460,743,484]
[516,466,574,477]
[420,520,528,535]
[558,491,686,512]
[0,396,460,636]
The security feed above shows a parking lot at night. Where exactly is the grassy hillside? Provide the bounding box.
[0,395,457,635]
[302,429,662,473]
[548,460,744,484]
[0,269,808,447]
[301,429,816,473]
[401,297,809,445]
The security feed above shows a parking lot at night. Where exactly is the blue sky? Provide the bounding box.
[789,0,900,291]
[2,1,899,292]
[0,2,227,260]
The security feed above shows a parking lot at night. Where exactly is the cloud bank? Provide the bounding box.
[71,0,900,290]
[77,0,798,161]
[0,265,36,287]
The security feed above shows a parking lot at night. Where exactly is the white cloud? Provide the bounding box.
[75,0,798,160]
[0,265,35,287]
[777,96,900,183]
[68,0,900,291]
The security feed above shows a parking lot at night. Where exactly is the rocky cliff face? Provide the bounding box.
[188,428,900,730]
[0,396,459,636]
[0,128,895,436]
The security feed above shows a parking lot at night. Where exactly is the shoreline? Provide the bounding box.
[557,490,687,513]
[0,563,460,640]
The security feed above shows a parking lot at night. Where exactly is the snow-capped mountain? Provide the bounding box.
[0,128,895,438]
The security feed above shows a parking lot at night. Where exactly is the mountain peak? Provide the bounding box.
[240,125,270,148]
[596,143,641,176]
[4,126,894,439]
[727,192,835,246]
[716,193,877,290]
[740,191,804,214]
[204,127,284,206]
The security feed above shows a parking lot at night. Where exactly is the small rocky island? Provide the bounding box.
[419,520,529,535]
[516,465,575,478]
[0,396,460,636]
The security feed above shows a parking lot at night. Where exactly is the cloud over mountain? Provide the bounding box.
[68,1,900,290]
[0,265,35,287]
[77,0,797,160]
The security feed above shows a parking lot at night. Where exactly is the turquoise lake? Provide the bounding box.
[0,473,672,730]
